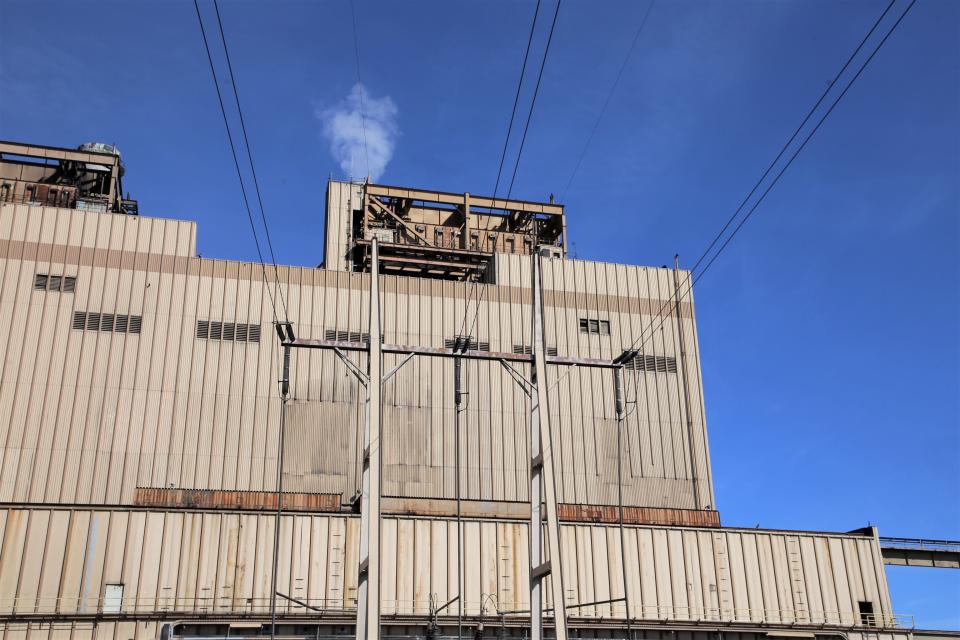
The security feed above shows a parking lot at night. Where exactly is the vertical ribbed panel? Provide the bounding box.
[0,202,712,510]
[0,507,897,628]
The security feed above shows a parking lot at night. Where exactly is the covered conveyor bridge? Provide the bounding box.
[879,537,960,568]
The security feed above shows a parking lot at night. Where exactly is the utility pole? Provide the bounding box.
[530,251,568,640]
[355,239,383,639]
[455,355,464,639]
[276,239,626,638]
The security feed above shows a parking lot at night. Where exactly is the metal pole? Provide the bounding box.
[530,251,568,640]
[614,366,632,638]
[529,263,543,640]
[270,343,291,640]
[356,238,383,639]
[673,255,699,510]
[455,355,463,640]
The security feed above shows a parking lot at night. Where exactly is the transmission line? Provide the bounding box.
[456,0,546,345]
[212,0,289,320]
[621,0,917,363]
[492,0,542,205]
[193,0,280,324]
[349,0,371,179]
[561,0,656,202]
[505,0,563,201]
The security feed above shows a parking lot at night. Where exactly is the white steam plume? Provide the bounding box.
[317,83,398,181]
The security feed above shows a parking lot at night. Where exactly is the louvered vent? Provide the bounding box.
[512,344,558,357]
[445,336,489,352]
[72,311,142,334]
[324,329,371,343]
[34,273,76,292]
[197,320,261,343]
[624,353,678,374]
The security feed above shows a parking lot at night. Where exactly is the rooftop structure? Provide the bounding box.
[0,140,138,215]
[0,144,955,640]
[324,181,565,280]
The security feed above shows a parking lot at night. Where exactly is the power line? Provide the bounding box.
[193,0,280,324]
[561,0,656,202]
[492,0,542,205]
[457,0,545,346]
[621,0,917,363]
[506,0,563,201]
[212,0,289,320]
[686,0,898,276]
[349,0,371,179]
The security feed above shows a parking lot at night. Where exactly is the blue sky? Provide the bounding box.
[2,0,958,627]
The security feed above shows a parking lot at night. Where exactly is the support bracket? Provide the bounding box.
[531,561,552,582]
[334,348,369,386]
[499,358,533,396]
[382,351,416,384]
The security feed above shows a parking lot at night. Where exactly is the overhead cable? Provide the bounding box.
[621,0,917,362]
[561,0,657,202]
[492,0,543,205]
[193,0,281,324]
[212,0,289,320]
[349,0,371,179]
[506,0,563,201]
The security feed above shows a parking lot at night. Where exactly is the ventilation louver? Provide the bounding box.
[72,311,142,334]
[324,329,372,343]
[445,336,489,352]
[512,344,558,357]
[624,353,678,374]
[197,320,261,343]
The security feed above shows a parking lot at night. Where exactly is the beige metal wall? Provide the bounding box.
[0,626,922,640]
[0,507,897,628]
[0,202,713,511]
[322,180,362,272]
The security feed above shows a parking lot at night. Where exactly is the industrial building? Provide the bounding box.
[0,140,956,639]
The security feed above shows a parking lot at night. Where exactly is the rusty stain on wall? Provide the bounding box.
[133,488,341,512]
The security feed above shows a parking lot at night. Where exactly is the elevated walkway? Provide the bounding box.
[880,537,960,568]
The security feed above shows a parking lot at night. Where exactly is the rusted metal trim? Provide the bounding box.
[132,488,340,512]
[558,503,721,528]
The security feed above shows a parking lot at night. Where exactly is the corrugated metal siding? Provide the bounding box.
[0,202,712,511]
[0,507,895,627]
[0,625,921,640]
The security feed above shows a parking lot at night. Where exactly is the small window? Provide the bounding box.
[34,273,76,292]
[580,317,611,336]
[858,601,875,627]
[103,584,124,614]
